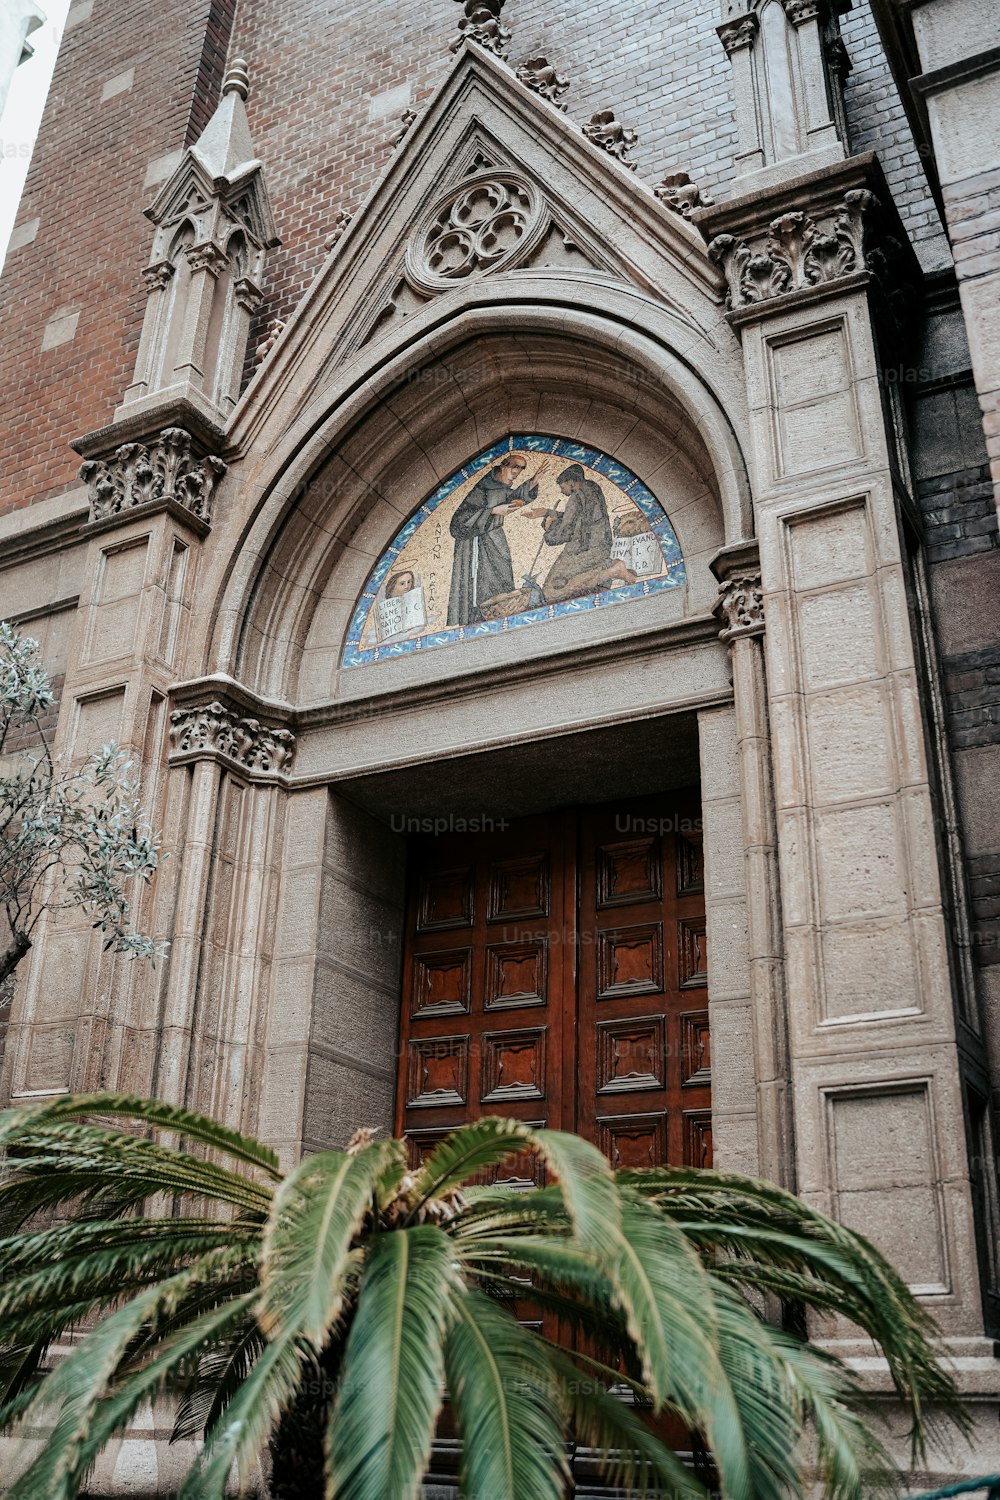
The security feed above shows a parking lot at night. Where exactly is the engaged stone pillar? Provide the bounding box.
[697,154,986,1336]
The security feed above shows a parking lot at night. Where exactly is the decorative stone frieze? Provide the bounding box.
[515,56,569,109]
[714,571,765,642]
[654,171,714,219]
[405,171,543,292]
[79,427,226,525]
[582,110,637,168]
[449,0,510,57]
[717,14,758,54]
[168,700,296,776]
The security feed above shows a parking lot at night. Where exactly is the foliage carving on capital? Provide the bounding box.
[780,0,822,25]
[715,572,765,642]
[141,260,174,294]
[80,427,227,525]
[184,241,230,277]
[168,700,296,775]
[708,188,882,309]
[582,110,638,169]
[717,14,759,53]
[515,56,570,109]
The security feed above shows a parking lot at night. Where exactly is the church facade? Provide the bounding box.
[1,0,999,1488]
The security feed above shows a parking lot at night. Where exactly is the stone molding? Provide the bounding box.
[78,426,226,526]
[582,109,638,168]
[168,698,296,777]
[514,56,569,109]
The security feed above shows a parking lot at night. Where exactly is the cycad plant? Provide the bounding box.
[0,1094,964,1500]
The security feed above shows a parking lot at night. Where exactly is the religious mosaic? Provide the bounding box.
[341,436,686,667]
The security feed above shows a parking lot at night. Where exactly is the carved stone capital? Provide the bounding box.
[450,0,510,56]
[141,260,174,294]
[582,110,638,169]
[717,14,759,54]
[780,0,822,26]
[185,241,229,277]
[515,56,570,109]
[707,188,879,309]
[654,171,714,219]
[168,699,296,776]
[714,571,765,642]
[233,275,264,312]
[79,426,227,525]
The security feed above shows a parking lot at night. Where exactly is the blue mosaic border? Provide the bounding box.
[341,435,686,668]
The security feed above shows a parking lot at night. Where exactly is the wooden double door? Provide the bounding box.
[396,794,712,1175]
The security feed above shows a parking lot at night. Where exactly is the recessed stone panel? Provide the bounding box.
[768,324,862,476]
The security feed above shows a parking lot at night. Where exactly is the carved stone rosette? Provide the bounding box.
[714,571,765,642]
[708,188,886,309]
[405,171,544,293]
[80,427,227,525]
[450,0,510,56]
[515,56,570,109]
[582,110,638,168]
[654,171,715,219]
[168,700,296,776]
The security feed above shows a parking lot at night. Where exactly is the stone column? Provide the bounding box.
[713,548,794,1189]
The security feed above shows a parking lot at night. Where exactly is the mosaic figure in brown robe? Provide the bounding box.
[447,453,542,625]
[527,464,637,603]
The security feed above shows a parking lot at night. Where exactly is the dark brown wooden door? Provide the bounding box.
[397,795,710,1172]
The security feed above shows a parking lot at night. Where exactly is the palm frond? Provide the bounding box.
[326,1225,457,1500]
[260,1138,406,1350]
[444,1285,569,1500]
[544,1344,707,1500]
[0,1093,281,1178]
[171,1315,266,1443]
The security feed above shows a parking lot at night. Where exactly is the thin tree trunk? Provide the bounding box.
[0,931,31,990]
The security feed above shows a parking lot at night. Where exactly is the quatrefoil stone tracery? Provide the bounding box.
[408,173,542,290]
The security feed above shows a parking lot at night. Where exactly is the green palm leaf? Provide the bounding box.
[410,1117,618,1251]
[444,1286,569,1500]
[326,1225,457,1500]
[545,1344,706,1499]
[260,1138,406,1350]
[0,1092,281,1178]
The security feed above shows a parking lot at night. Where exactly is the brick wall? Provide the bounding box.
[0,0,946,515]
[0,0,236,515]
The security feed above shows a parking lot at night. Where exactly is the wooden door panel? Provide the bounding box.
[397,794,709,1170]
